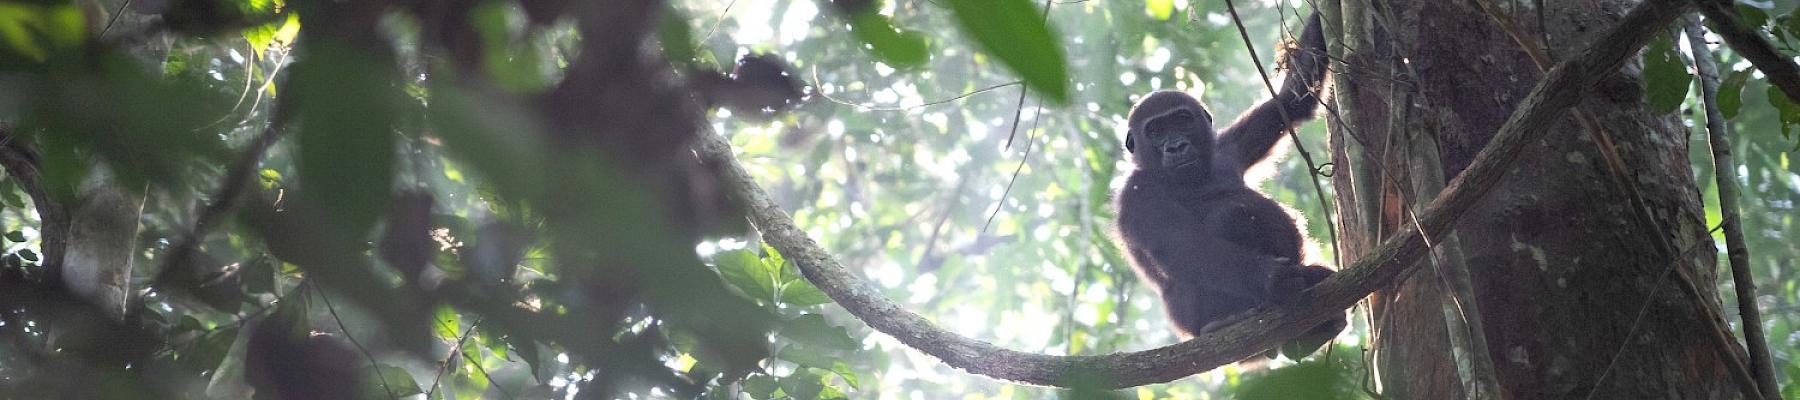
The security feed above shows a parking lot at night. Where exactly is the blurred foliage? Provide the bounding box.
[0,0,1793,399]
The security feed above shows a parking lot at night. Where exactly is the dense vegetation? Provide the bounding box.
[0,0,1794,398]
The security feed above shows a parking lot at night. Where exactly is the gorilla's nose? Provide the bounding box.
[1163,140,1190,156]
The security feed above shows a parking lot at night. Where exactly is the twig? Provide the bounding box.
[811,71,1021,112]
[701,0,739,41]
[155,121,288,288]
[1220,0,1343,274]
[463,346,516,400]
[97,0,134,39]
[426,315,486,399]
[1585,225,1733,400]
[981,100,1042,234]
[314,285,394,400]
[1682,15,1780,400]
[915,175,970,272]
[1002,0,1056,150]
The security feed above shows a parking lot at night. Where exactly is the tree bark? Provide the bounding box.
[1329,1,1746,398]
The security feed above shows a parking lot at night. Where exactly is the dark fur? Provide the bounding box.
[1114,12,1344,358]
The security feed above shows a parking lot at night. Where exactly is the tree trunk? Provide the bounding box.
[1327,1,1743,398]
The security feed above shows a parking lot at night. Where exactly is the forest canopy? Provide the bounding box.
[0,0,1797,399]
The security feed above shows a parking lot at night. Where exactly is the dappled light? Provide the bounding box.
[0,0,1797,399]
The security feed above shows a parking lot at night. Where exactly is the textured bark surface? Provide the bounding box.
[1328,1,1740,398]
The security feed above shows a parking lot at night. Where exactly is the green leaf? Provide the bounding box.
[779,314,858,351]
[0,3,85,64]
[242,256,275,295]
[780,277,834,307]
[1642,35,1690,114]
[1738,4,1771,30]
[0,180,22,208]
[18,249,37,262]
[476,325,508,360]
[4,231,23,242]
[357,364,423,399]
[179,328,239,372]
[433,304,462,340]
[778,369,825,400]
[846,11,929,68]
[762,243,787,273]
[426,84,550,206]
[1769,84,1800,139]
[944,0,1068,103]
[715,249,776,301]
[776,344,838,370]
[505,331,543,381]
[1718,68,1751,119]
[473,2,547,91]
[243,14,301,60]
[830,361,861,390]
[659,5,700,68]
[289,42,399,238]
[1145,0,1174,20]
[743,374,779,400]
[1232,359,1359,400]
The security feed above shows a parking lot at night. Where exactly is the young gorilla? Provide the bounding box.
[1114,12,1344,360]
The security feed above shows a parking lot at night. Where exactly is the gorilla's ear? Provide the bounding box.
[1124,134,1136,153]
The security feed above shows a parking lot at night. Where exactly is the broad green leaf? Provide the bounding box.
[273,14,301,47]
[762,243,787,273]
[473,2,547,91]
[433,304,461,340]
[289,42,399,237]
[819,386,850,400]
[5,231,23,242]
[1738,4,1771,29]
[0,3,84,64]
[0,180,22,208]
[779,314,858,351]
[1718,68,1751,119]
[357,364,423,399]
[778,369,825,400]
[243,14,300,59]
[743,374,779,399]
[1642,35,1690,114]
[846,11,929,68]
[244,25,277,59]
[780,277,834,307]
[716,249,776,301]
[476,325,508,360]
[179,328,239,372]
[19,249,37,262]
[426,83,550,204]
[1146,0,1174,20]
[659,6,700,68]
[1232,359,1359,400]
[1770,84,1800,139]
[505,331,543,381]
[242,256,275,295]
[944,0,1068,102]
[776,344,838,370]
[830,361,861,390]
[770,245,832,306]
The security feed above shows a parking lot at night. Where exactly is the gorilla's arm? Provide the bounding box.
[1116,189,1289,302]
[1217,12,1328,171]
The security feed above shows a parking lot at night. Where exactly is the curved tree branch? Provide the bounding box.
[1694,0,1800,105]
[0,124,69,284]
[692,0,1688,389]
